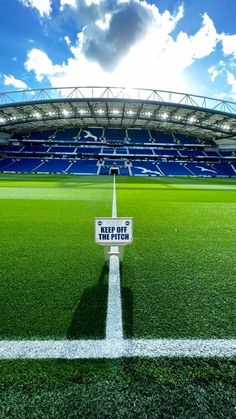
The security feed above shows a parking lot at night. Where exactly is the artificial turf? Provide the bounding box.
[0,174,235,417]
[0,174,235,339]
[0,358,235,418]
[0,175,111,339]
[117,176,236,338]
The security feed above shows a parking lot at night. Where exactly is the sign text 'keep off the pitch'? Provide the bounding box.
[95,217,133,245]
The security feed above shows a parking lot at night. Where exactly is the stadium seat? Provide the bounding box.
[67,159,98,174]
[104,128,126,143]
[76,146,101,155]
[158,162,191,176]
[0,158,16,170]
[128,148,154,155]
[48,146,76,154]
[79,128,103,142]
[36,159,70,173]
[127,129,150,143]
[1,126,235,179]
[131,160,162,176]
[154,149,180,157]
[150,130,175,144]
[1,158,41,173]
[185,162,218,177]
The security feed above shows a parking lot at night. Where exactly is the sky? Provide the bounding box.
[1,0,236,101]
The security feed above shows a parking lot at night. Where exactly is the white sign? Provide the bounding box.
[95,217,133,245]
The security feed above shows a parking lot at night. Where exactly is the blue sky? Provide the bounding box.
[1,0,236,100]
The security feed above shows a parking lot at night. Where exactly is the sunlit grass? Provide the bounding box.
[0,175,112,339]
[117,176,236,338]
[0,174,235,339]
[0,174,235,416]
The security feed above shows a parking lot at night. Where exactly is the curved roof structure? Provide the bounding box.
[0,86,236,141]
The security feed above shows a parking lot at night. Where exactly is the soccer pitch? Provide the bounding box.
[0,174,235,416]
[0,174,235,340]
[118,176,236,339]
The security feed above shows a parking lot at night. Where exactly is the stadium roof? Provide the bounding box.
[0,86,236,141]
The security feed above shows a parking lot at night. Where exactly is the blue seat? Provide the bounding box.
[67,159,98,174]
[158,162,190,176]
[127,129,150,144]
[36,159,70,173]
[185,163,218,177]
[49,146,76,154]
[79,128,103,142]
[104,128,126,142]
[150,131,175,144]
[178,149,205,158]
[128,148,153,155]
[154,149,179,157]
[3,158,41,172]
[131,160,162,176]
[76,147,101,155]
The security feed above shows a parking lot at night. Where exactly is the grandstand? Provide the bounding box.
[0,87,236,177]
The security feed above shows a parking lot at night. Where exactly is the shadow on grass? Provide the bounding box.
[67,264,109,339]
[120,263,133,338]
[67,262,133,340]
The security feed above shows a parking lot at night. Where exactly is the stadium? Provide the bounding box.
[0,86,236,177]
[0,85,235,416]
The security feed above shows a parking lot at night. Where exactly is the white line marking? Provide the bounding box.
[125,339,236,358]
[112,175,117,218]
[1,175,235,359]
[106,175,123,340]
[106,254,123,340]
[0,339,235,359]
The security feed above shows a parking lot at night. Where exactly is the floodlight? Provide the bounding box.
[33,112,41,119]
[161,113,168,119]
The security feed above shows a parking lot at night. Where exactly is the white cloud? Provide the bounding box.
[79,0,156,71]
[226,71,236,96]
[85,0,102,5]
[207,33,236,98]
[220,33,236,59]
[25,49,57,81]
[190,13,218,58]
[24,3,220,95]
[3,74,27,89]
[163,13,218,74]
[19,0,52,17]
[64,35,71,46]
[24,4,185,91]
[208,66,220,82]
[208,61,226,82]
[60,0,76,9]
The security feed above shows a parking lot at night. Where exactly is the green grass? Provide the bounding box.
[0,175,112,339]
[0,174,235,339]
[0,174,235,417]
[0,358,235,418]
[117,176,236,338]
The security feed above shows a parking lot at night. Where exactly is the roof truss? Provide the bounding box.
[0,87,235,141]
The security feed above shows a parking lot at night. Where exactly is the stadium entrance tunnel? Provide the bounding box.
[110,168,119,175]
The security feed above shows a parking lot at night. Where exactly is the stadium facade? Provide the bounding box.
[0,86,236,177]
